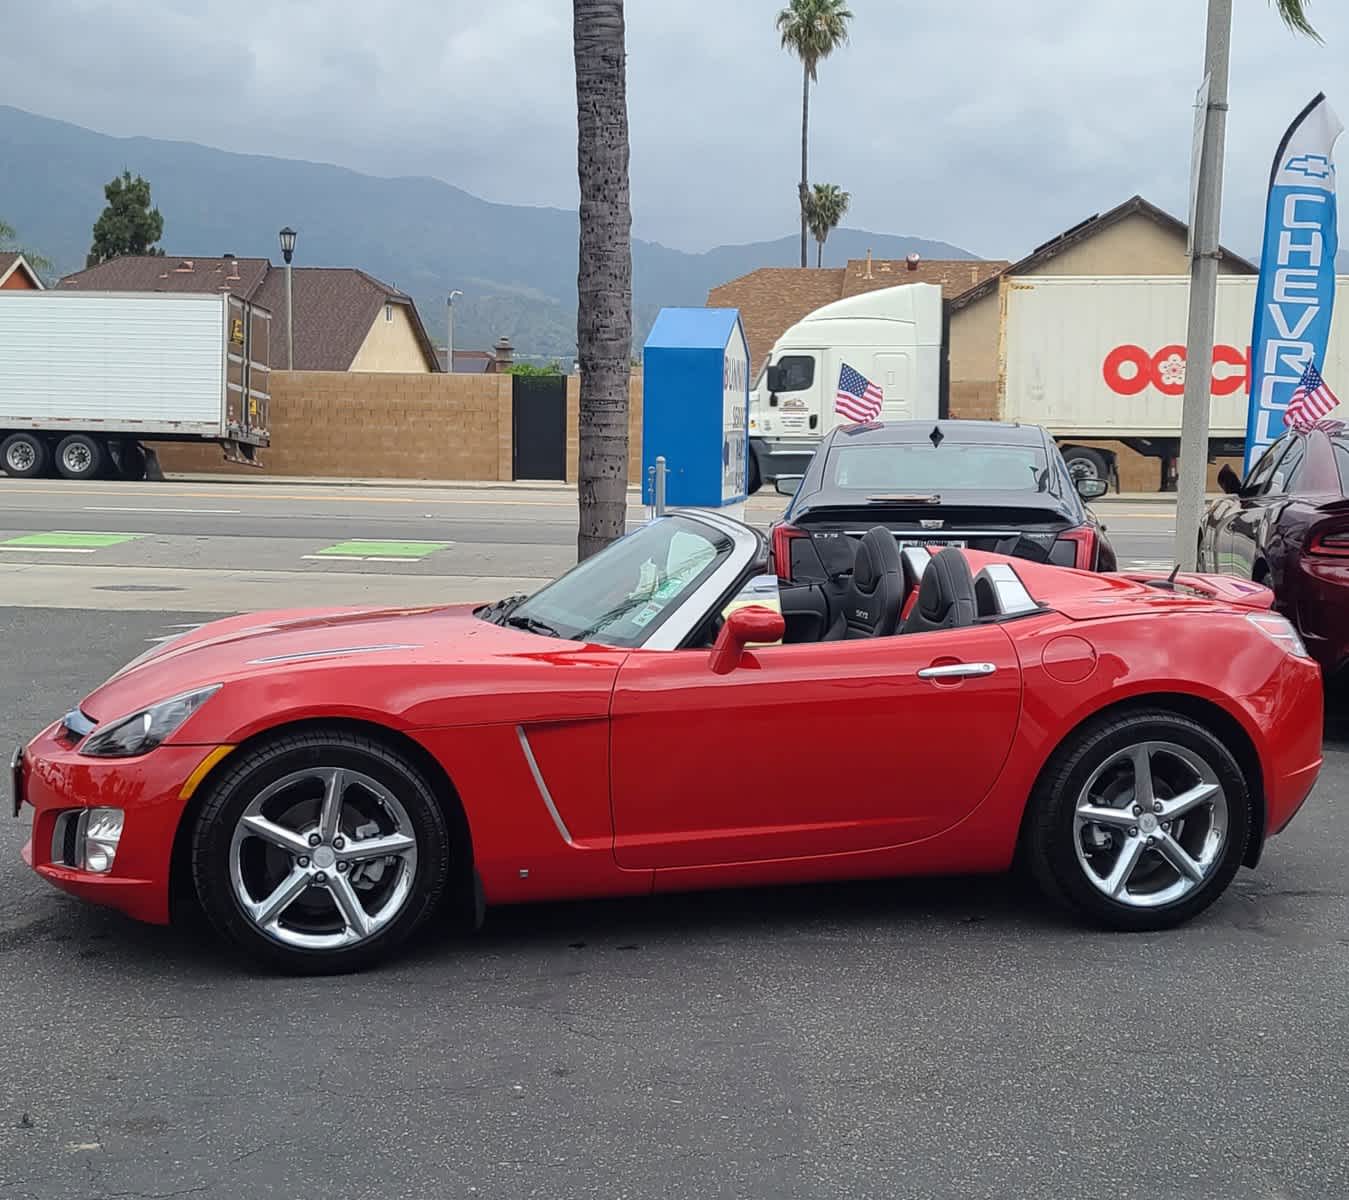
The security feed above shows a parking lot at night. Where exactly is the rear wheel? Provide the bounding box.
[54,434,106,480]
[191,730,452,973]
[1061,446,1110,486]
[747,453,762,496]
[1025,710,1249,931]
[1,432,48,478]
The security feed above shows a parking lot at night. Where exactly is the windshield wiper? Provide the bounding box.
[505,614,563,638]
[479,593,528,624]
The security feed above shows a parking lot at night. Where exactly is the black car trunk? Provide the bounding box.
[787,495,1078,581]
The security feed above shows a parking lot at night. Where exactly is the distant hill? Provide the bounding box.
[0,105,976,358]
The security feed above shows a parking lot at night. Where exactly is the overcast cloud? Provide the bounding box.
[4,1,1349,259]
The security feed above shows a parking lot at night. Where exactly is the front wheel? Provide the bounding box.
[1024,710,1250,931]
[191,731,452,973]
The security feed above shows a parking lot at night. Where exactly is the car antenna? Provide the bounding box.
[929,425,944,447]
[1142,562,1183,592]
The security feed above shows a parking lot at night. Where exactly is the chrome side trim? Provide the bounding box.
[917,662,997,679]
[516,726,576,846]
[247,643,420,665]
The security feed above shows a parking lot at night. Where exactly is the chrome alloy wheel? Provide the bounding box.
[61,442,92,474]
[1072,741,1228,908]
[228,767,419,950]
[6,441,36,472]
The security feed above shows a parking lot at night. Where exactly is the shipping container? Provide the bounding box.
[0,290,270,481]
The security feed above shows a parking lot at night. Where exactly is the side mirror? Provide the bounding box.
[765,364,784,393]
[1075,477,1108,500]
[709,605,785,675]
[1217,463,1242,495]
[774,473,804,496]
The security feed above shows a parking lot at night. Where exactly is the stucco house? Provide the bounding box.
[58,255,439,372]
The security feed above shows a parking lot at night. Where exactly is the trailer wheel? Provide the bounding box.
[1,433,49,479]
[54,434,107,481]
[1061,446,1110,486]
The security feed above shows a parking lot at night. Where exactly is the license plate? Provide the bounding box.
[10,745,24,820]
[898,538,967,549]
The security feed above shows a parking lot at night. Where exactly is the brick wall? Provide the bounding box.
[156,369,645,484]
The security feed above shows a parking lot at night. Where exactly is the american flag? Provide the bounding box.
[834,363,884,423]
[1285,363,1341,430]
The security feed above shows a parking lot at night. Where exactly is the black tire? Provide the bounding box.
[747,452,762,496]
[54,434,107,480]
[1061,446,1110,486]
[191,730,453,974]
[1,432,49,478]
[1024,709,1250,931]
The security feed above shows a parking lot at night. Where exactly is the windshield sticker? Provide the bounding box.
[630,602,663,629]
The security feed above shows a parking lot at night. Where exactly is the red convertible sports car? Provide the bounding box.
[13,511,1324,972]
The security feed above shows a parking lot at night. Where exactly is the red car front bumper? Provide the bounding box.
[17,722,216,925]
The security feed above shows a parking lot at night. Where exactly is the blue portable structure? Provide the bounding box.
[642,307,750,510]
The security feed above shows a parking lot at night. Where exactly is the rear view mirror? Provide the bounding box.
[1075,477,1108,500]
[765,364,784,393]
[774,474,804,497]
[709,605,785,674]
[1217,463,1242,495]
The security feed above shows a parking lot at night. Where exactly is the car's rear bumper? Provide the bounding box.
[1290,556,1349,678]
[17,723,210,925]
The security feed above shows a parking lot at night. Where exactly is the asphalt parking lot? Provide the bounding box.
[1,482,1346,1198]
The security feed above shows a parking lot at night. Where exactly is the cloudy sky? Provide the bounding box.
[4,1,1349,259]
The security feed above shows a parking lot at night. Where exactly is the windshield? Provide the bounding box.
[495,515,733,647]
[827,443,1052,493]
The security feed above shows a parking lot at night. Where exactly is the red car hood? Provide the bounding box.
[79,603,553,722]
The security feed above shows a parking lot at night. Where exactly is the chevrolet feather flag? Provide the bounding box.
[1246,93,1344,471]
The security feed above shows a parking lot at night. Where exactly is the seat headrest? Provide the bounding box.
[853,525,902,592]
[911,547,978,629]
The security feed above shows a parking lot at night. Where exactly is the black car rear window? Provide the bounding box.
[827,443,1051,493]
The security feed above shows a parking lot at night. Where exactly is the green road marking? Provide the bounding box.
[3,531,143,548]
[314,540,450,559]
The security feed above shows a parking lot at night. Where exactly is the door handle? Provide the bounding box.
[917,662,997,679]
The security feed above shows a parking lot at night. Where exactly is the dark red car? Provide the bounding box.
[1200,421,1349,680]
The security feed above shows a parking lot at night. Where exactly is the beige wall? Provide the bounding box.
[349,305,434,373]
[155,369,646,484]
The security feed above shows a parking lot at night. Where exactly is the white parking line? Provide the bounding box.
[0,546,96,554]
[84,506,241,515]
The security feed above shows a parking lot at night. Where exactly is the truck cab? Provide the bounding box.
[747,282,944,491]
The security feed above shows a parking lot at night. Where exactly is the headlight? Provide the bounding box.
[80,686,221,758]
[1246,613,1310,659]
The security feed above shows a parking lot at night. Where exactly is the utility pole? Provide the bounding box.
[447,289,463,372]
[1174,0,1231,569]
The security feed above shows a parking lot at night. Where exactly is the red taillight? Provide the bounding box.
[1054,526,1097,571]
[1309,521,1349,556]
[771,522,807,581]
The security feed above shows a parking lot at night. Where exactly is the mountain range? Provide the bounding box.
[0,105,975,359]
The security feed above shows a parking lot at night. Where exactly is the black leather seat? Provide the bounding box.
[900,546,978,635]
[841,526,907,639]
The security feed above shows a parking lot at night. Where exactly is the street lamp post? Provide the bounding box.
[447,289,463,373]
[278,227,297,371]
[1174,0,1231,570]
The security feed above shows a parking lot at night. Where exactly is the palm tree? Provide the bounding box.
[573,0,633,560]
[777,0,853,269]
[1270,0,1316,37]
[805,183,851,267]
[0,217,52,278]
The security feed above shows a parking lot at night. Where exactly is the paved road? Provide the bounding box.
[1,610,1346,1198]
[7,479,1336,1198]
[0,477,1180,612]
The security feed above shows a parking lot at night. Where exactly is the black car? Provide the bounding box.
[769,420,1116,583]
[1200,421,1349,678]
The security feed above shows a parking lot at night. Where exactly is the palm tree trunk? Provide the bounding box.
[816,239,823,268]
[573,0,632,561]
[799,62,810,269]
